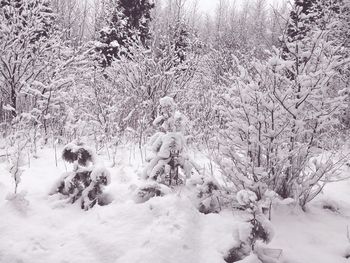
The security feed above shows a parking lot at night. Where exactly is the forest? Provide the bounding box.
[0,0,350,262]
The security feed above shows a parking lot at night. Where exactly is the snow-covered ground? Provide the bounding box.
[1,146,350,263]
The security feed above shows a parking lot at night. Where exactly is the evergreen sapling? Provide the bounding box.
[136,97,195,203]
[225,189,276,262]
[144,96,194,186]
[50,142,111,210]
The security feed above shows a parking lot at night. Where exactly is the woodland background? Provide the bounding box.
[1,0,350,218]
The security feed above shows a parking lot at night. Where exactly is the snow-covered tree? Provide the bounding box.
[168,20,193,64]
[118,0,154,47]
[0,0,86,148]
[95,5,130,67]
[216,4,350,208]
[95,0,154,67]
[0,0,56,118]
[51,142,111,210]
[225,189,274,262]
[143,96,194,186]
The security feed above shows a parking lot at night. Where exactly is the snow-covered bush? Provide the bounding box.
[0,0,78,145]
[195,178,237,215]
[143,96,195,186]
[134,182,171,204]
[197,179,221,214]
[50,142,111,210]
[216,15,350,209]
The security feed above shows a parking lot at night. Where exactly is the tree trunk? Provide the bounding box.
[10,87,17,118]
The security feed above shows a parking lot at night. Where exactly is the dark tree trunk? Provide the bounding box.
[10,87,17,118]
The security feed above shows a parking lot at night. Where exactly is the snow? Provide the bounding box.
[237,190,258,206]
[270,197,350,263]
[90,166,111,183]
[159,96,175,108]
[0,146,239,263]
[110,40,120,48]
[1,146,350,263]
[2,104,15,112]
[1,0,348,261]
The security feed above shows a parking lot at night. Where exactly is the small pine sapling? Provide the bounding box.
[196,179,231,214]
[143,96,194,186]
[197,179,220,214]
[236,190,274,248]
[225,190,275,262]
[193,173,237,214]
[62,142,96,168]
[51,142,111,210]
[81,167,111,210]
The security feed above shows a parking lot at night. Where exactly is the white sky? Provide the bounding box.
[195,0,217,14]
[186,0,287,16]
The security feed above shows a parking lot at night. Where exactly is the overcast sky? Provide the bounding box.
[184,0,287,16]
